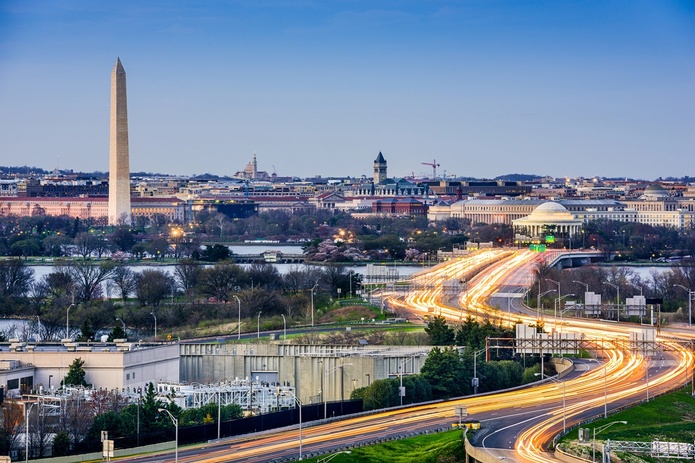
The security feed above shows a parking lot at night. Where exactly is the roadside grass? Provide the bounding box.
[300,430,465,463]
[559,388,695,461]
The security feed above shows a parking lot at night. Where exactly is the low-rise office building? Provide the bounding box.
[0,342,179,397]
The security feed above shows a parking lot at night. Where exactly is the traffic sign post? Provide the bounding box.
[454,405,467,427]
[102,439,114,462]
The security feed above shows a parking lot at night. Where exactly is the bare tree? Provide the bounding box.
[74,232,98,259]
[0,400,24,456]
[110,265,137,301]
[29,403,53,459]
[58,391,94,451]
[64,261,116,303]
[174,259,203,295]
[0,258,34,299]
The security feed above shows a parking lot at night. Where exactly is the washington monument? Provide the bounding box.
[108,57,132,225]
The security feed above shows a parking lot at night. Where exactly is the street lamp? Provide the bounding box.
[348,270,353,298]
[257,311,262,339]
[158,408,178,463]
[311,283,319,327]
[593,421,627,462]
[603,281,620,322]
[115,317,126,337]
[25,402,37,463]
[554,294,575,332]
[150,311,157,341]
[217,386,222,440]
[535,373,566,433]
[472,348,486,395]
[537,289,556,320]
[545,278,560,305]
[281,314,287,342]
[233,295,241,340]
[276,389,302,460]
[35,315,41,342]
[323,362,352,418]
[674,284,693,327]
[65,303,75,340]
[572,280,589,294]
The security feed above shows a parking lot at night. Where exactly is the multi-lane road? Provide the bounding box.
[121,249,693,463]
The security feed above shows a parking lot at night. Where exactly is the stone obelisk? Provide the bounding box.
[108,58,132,225]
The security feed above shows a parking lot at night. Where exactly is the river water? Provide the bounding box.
[4,243,672,339]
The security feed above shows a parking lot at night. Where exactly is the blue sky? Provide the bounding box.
[0,1,693,180]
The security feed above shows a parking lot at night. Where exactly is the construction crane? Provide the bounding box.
[421,159,440,180]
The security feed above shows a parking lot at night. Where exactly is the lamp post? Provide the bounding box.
[545,278,560,315]
[348,270,353,298]
[394,355,420,404]
[65,303,74,340]
[25,402,37,463]
[593,421,627,462]
[472,348,486,395]
[537,289,556,320]
[603,281,620,321]
[217,387,222,440]
[603,365,608,418]
[323,362,352,418]
[257,311,262,339]
[158,408,178,463]
[535,373,565,432]
[555,294,575,335]
[116,317,126,337]
[150,311,157,341]
[674,284,693,327]
[573,280,589,294]
[281,314,287,342]
[233,295,241,340]
[311,283,319,327]
[35,315,41,342]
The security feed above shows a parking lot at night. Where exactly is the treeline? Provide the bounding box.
[0,210,473,262]
[351,317,544,409]
[0,258,360,341]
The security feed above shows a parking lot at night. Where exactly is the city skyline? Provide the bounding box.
[0,1,693,180]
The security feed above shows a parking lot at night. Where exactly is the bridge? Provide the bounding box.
[545,249,604,269]
[231,251,305,264]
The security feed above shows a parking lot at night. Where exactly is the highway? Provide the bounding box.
[120,249,693,463]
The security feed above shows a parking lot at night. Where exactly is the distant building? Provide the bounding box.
[0,197,185,223]
[512,202,583,239]
[188,198,258,220]
[373,151,387,184]
[425,180,531,198]
[371,197,426,216]
[234,153,271,181]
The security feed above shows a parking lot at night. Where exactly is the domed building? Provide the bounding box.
[512,201,583,239]
[640,183,669,200]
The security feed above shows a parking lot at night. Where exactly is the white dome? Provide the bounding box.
[533,202,568,214]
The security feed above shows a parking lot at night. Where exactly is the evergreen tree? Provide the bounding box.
[63,358,88,387]
[420,347,465,399]
[424,315,455,345]
[52,431,70,456]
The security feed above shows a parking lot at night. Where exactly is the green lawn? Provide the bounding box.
[300,430,465,463]
[559,388,695,461]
